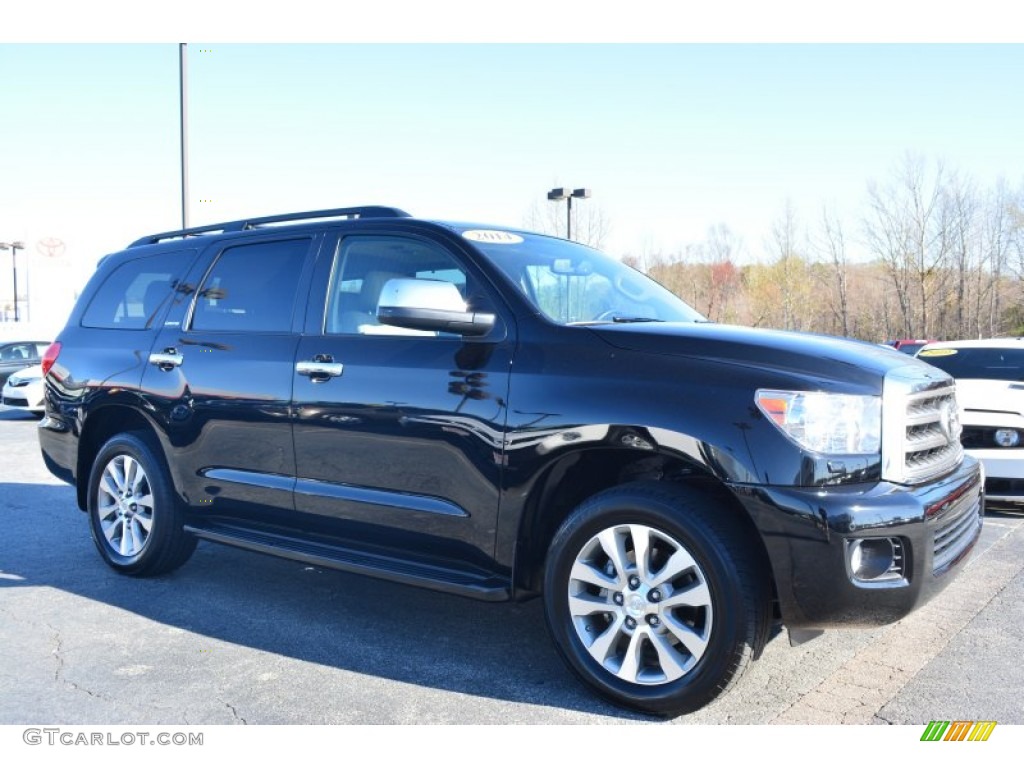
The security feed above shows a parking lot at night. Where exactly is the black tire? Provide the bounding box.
[87,432,197,576]
[542,481,770,717]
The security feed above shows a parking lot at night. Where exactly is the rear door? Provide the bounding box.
[140,232,321,524]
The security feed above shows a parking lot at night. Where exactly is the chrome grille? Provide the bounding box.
[932,483,983,575]
[882,366,964,485]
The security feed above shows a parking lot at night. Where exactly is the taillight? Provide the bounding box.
[41,342,61,377]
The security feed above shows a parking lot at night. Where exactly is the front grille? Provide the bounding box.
[882,366,964,485]
[986,478,1024,497]
[2,396,29,407]
[931,481,983,575]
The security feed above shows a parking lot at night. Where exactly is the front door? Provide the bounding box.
[291,232,513,572]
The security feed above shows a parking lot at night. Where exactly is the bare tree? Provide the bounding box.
[810,205,851,337]
[978,181,1012,337]
[764,201,812,331]
[523,196,611,250]
[863,154,953,338]
[942,170,978,339]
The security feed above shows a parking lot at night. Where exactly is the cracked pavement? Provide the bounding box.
[1,407,1022,725]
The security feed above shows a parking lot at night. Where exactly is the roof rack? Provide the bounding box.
[128,206,412,247]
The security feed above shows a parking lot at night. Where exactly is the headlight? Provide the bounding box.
[756,390,881,455]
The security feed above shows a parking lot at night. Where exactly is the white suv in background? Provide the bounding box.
[917,338,1024,512]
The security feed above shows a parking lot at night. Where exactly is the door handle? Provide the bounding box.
[149,348,183,371]
[296,359,344,380]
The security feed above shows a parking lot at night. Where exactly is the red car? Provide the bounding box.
[886,338,938,355]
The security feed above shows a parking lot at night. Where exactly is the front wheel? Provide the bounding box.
[543,482,770,716]
[87,432,196,576]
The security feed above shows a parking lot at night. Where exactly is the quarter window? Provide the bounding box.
[81,251,190,330]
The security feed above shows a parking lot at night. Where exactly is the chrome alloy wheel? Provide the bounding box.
[96,454,155,558]
[567,523,713,685]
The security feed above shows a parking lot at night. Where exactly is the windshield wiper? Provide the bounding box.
[610,316,664,323]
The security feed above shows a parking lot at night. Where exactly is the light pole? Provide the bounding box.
[180,43,190,229]
[547,187,591,241]
[0,241,24,322]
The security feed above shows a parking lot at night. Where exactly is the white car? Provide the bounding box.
[917,338,1024,512]
[1,364,45,414]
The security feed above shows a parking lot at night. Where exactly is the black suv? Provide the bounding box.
[39,206,983,716]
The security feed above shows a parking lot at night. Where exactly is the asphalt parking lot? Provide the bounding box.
[1,405,1022,726]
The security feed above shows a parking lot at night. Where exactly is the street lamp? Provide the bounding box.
[0,240,24,322]
[547,187,591,241]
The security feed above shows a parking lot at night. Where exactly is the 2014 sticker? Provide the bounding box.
[462,230,524,244]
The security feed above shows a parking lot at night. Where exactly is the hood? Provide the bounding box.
[955,378,1024,417]
[588,322,934,389]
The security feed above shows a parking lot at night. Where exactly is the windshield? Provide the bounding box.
[463,230,705,325]
[917,346,1024,381]
[897,342,928,355]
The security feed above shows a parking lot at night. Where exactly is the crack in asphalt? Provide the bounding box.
[46,621,114,701]
[224,702,248,725]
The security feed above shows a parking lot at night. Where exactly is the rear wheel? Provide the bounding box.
[543,482,770,716]
[87,432,196,576]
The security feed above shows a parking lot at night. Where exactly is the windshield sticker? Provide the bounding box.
[918,348,958,357]
[462,230,524,245]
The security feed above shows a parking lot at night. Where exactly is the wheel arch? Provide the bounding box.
[511,446,777,610]
[75,403,166,511]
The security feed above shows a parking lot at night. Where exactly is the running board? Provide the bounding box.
[184,522,510,601]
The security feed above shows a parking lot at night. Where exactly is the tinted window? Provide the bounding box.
[898,343,927,355]
[81,251,190,330]
[325,236,469,336]
[192,239,309,333]
[919,347,1024,381]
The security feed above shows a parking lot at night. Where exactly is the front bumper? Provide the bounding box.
[966,449,1024,510]
[731,456,984,630]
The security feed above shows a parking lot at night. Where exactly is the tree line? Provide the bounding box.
[617,155,1024,343]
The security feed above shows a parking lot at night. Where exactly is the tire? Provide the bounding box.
[87,432,197,577]
[542,481,770,717]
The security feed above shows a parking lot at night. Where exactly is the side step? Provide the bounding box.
[184,521,510,601]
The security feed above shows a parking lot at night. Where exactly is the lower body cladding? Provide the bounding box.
[731,457,984,632]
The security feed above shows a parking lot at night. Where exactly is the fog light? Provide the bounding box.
[994,429,1020,447]
[848,538,897,581]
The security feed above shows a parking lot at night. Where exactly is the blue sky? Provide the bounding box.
[4,44,1022,253]
[2,43,1024,330]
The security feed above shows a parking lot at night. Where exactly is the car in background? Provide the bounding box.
[917,338,1024,512]
[0,341,50,386]
[886,338,938,355]
[2,364,45,414]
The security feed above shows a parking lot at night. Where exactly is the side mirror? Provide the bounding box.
[377,278,495,337]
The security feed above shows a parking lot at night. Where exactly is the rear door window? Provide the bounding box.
[191,238,310,333]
